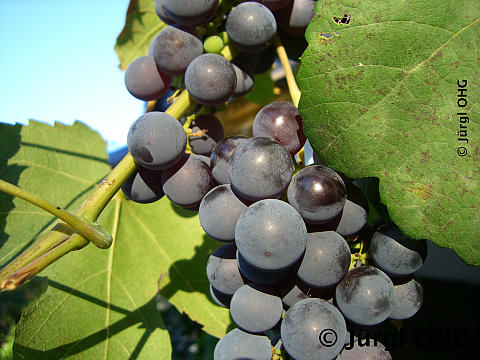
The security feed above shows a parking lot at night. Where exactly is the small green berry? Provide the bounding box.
[204,35,224,54]
[219,31,230,45]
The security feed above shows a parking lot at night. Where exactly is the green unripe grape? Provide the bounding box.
[219,31,230,45]
[204,35,224,54]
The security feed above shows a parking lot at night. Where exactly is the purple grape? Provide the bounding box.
[297,231,351,288]
[287,165,346,224]
[124,56,171,101]
[210,136,248,184]
[185,54,237,106]
[253,101,306,156]
[335,266,395,326]
[281,298,347,360]
[370,223,427,277]
[199,184,247,242]
[235,199,307,271]
[152,26,203,77]
[389,278,423,320]
[229,137,294,201]
[206,243,245,296]
[277,0,316,36]
[121,166,164,204]
[161,153,215,209]
[163,0,218,27]
[226,2,277,53]
[127,111,186,170]
[189,114,224,156]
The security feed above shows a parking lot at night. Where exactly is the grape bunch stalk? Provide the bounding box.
[0,1,427,359]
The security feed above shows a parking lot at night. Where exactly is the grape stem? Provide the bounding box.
[0,43,238,291]
[0,179,112,249]
[349,237,370,270]
[0,91,195,291]
[274,34,306,168]
[274,34,301,108]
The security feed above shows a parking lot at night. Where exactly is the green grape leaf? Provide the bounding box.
[0,121,230,359]
[115,0,167,70]
[298,0,480,264]
[246,72,275,106]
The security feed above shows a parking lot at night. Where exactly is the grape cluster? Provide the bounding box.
[121,1,427,359]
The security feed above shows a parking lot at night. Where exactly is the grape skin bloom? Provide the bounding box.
[185,54,237,106]
[281,298,347,360]
[161,154,215,209]
[121,166,164,204]
[127,112,186,170]
[230,283,283,333]
[335,266,395,326]
[235,199,307,271]
[206,243,245,296]
[152,26,204,77]
[297,231,351,288]
[163,0,218,26]
[210,136,248,185]
[199,184,247,242]
[214,328,271,360]
[370,223,425,276]
[124,55,171,101]
[226,2,277,53]
[229,137,294,201]
[390,279,423,320]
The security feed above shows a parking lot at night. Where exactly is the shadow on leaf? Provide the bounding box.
[0,124,24,256]
[158,233,236,335]
[14,280,168,359]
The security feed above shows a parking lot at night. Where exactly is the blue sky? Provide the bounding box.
[0,0,144,152]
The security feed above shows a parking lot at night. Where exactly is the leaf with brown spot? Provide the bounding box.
[299,0,480,264]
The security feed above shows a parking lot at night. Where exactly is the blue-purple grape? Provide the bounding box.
[297,231,350,288]
[154,0,176,25]
[226,2,277,53]
[237,250,290,285]
[189,114,224,156]
[336,182,368,238]
[185,53,237,106]
[161,154,215,209]
[152,26,203,77]
[121,166,164,204]
[206,243,245,296]
[127,112,186,170]
[281,298,347,360]
[209,285,232,308]
[199,184,247,242]
[389,278,423,320]
[335,266,395,326]
[124,55,171,101]
[287,165,346,224]
[253,101,306,156]
[338,340,392,360]
[235,199,307,271]
[277,0,316,36]
[210,136,248,184]
[370,223,427,277]
[214,328,271,360]
[229,137,294,201]
[163,0,218,26]
[230,284,283,333]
